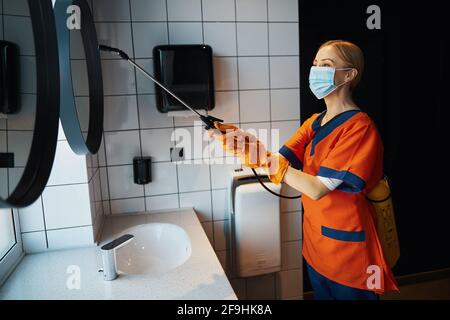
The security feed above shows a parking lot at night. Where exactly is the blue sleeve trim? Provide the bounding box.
[317,166,365,193]
[321,226,366,242]
[279,145,302,170]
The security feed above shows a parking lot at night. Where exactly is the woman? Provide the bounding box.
[210,40,398,300]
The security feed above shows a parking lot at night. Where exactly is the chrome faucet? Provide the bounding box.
[100,234,134,281]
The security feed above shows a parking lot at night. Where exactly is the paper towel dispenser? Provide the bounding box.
[153,44,215,113]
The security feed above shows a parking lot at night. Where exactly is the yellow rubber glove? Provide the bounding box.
[209,122,289,184]
[208,122,268,167]
[264,152,290,185]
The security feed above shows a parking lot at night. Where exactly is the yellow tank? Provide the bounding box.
[367,178,400,268]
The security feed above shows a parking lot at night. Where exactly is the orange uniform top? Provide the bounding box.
[279,110,398,294]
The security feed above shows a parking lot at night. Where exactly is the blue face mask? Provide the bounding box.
[309,66,353,99]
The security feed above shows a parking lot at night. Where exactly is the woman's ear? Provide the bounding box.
[348,68,358,81]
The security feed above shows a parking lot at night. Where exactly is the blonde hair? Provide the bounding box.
[319,40,364,91]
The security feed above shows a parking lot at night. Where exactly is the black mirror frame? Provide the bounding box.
[0,0,60,208]
[55,0,104,155]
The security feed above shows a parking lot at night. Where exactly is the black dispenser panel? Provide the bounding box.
[133,156,152,185]
[153,45,215,113]
[0,41,19,114]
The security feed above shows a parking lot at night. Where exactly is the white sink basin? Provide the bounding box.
[115,223,192,275]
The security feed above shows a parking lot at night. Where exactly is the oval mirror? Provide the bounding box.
[0,0,60,208]
[54,0,103,155]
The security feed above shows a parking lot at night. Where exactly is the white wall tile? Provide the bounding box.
[210,161,241,189]
[6,131,32,167]
[239,90,270,122]
[144,162,178,196]
[168,22,203,44]
[110,197,145,214]
[7,95,35,130]
[236,0,268,21]
[103,96,140,131]
[212,189,229,221]
[47,226,94,251]
[213,57,238,91]
[71,60,89,96]
[130,0,167,22]
[173,112,206,128]
[167,0,202,21]
[97,136,107,166]
[135,59,155,94]
[104,130,141,166]
[21,232,47,254]
[280,184,302,212]
[70,28,85,60]
[7,168,23,197]
[281,240,302,270]
[0,169,8,203]
[19,56,36,94]
[203,23,236,56]
[132,22,168,58]
[237,23,268,56]
[213,219,230,250]
[268,23,299,55]
[93,0,131,22]
[238,57,269,90]
[74,97,90,133]
[177,163,210,192]
[47,140,89,186]
[201,221,214,245]
[280,211,302,242]
[58,120,67,141]
[202,0,235,21]
[172,126,208,160]
[271,120,300,148]
[95,22,134,60]
[101,59,136,95]
[99,167,110,200]
[140,128,174,162]
[270,56,300,88]
[268,0,298,22]
[247,273,276,299]
[18,197,45,233]
[108,165,144,199]
[209,91,239,123]
[42,184,92,230]
[138,94,174,129]
[3,0,29,16]
[146,194,179,211]
[270,89,300,121]
[4,16,34,55]
[276,269,303,299]
[179,190,212,222]
[103,201,111,215]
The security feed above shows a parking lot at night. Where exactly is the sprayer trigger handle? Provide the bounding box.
[200,115,223,130]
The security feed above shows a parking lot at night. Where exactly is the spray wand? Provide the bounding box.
[98,44,300,199]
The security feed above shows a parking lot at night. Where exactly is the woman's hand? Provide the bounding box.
[208,122,268,168]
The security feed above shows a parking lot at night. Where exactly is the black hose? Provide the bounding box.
[251,168,301,199]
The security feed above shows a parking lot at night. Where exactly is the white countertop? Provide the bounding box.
[0,208,237,300]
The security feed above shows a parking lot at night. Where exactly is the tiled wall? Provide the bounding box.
[0,0,101,253]
[93,0,302,299]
